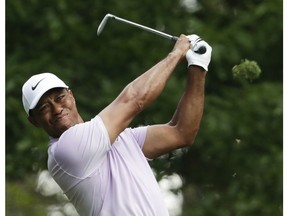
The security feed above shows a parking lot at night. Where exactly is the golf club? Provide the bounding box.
[97,13,206,54]
[97,13,178,41]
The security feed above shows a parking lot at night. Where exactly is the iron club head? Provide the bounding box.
[97,14,115,36]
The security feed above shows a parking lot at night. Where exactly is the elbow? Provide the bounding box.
[122,83,147,114]
[168,122,200,147]
[180,127,199,147]
[133,92,147,113]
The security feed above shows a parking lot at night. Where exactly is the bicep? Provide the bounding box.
[142,124,186,159]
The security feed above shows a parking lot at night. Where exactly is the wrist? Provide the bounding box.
[168,49,184,63]
[188,66,207,76]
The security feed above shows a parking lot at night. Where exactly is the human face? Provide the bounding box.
[28,88,83,138]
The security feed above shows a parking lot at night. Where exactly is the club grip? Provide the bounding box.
[173,36,206,54]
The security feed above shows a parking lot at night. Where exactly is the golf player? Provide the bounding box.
[22,34,212,216]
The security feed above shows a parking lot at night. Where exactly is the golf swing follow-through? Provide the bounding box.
[22,13,212,215]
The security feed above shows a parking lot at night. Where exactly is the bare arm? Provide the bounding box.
[142,66,206,158]
[99,35,190,143]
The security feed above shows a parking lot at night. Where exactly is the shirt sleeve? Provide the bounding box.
[52,116,111,178]
[130,126,148,149]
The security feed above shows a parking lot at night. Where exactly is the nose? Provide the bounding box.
[51,102,63,115]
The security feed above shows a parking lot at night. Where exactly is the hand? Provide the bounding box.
[186,34,212,71]
[172,34,191,59]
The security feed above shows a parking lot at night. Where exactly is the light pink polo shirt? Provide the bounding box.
[48,116,169,216]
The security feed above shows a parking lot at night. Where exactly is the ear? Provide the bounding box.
[68,89,74,96]
[67,89,76,103]
[28,116,41,128]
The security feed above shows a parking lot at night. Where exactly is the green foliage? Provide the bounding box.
[6,0,282,215]
[179,82,282,215]
[232,59,261,81]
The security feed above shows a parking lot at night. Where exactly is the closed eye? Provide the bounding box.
[55,93,66,102]
[38,103,50,113]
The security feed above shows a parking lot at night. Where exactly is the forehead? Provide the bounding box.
[38,88,68,103]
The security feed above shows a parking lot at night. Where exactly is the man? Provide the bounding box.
[22,34,212,215]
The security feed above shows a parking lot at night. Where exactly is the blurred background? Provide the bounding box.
[6,0,283,215]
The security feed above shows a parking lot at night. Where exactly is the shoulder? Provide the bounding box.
[48,116,112,177]
[59,116,110,146]
[50,116,111,168]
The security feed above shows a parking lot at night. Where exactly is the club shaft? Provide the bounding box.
[111,15,178,41]
[98,14,207,54]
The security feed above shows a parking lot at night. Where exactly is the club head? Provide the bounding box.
[97,14,115,36]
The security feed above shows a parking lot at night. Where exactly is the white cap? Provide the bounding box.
[22,73,69,115]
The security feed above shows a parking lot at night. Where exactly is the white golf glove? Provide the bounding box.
[186,34,212,71]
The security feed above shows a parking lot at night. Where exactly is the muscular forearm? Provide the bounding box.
[99,51,183,144]
[127,50,183,113]
[123,35,190,114]
[169,66,206,145]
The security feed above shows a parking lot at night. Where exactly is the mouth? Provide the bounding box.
[53,113,69,124]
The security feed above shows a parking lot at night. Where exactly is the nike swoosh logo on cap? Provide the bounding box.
[31,78,46,90]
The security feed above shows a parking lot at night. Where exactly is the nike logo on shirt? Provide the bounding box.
[31,78,45,90]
